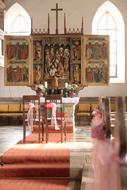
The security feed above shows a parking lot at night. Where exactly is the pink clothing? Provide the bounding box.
[92,139,120,190]
[85,111,121,190]
[91,116,105,140]
[85,139,120,190]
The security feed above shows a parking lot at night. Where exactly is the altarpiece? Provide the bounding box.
[3,4,109,132]
[4,4,109,89]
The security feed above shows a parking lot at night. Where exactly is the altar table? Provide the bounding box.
[40,97,79,132]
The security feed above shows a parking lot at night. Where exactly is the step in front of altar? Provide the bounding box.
[0,145,70,178]
[2,146,70,163]
[0,162,69,178]
[0,178,72,190]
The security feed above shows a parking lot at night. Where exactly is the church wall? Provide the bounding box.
[2,0,127,97]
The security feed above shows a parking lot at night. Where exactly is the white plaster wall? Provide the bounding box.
[1,0,127,97]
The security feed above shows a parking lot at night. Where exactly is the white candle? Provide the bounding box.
[65,82,68,88]
[44,81,48,88]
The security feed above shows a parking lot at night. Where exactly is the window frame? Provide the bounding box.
[92,1,125,83]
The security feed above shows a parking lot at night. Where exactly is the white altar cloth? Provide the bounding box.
[40,97,79,104]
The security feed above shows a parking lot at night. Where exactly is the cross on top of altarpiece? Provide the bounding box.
[51,3,63,34]
[31,3,83,34]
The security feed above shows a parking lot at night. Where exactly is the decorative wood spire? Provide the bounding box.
[64,13,66,34]
[31,17,33,34]
[81,16,84,34]
[48,13,50,34]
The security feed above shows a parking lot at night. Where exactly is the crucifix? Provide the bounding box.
[51,3,63,34]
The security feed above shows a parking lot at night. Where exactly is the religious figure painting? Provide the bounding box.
[43,37,71,82]
[83,35,109,85]
[32,34,81,87]
[71,37,81,64]
[4,36,31,86]
[33,40,42,64]
[32,35,78,87]
[33,64,43,84]
[71,64,81,84]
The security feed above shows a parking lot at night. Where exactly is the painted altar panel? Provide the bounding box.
[31,35,82,88]
[4,34,109,87]
[83,35,109,85]
[32,38,43,84]
[4,36,31,86]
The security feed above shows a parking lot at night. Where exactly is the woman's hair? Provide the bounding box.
[92,108,102,116]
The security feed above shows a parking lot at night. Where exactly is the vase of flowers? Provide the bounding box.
[67,84,79,97]
[31,84,46,96]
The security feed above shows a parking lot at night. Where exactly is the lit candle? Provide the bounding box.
[44,81,48,88]
[65,82,68,88]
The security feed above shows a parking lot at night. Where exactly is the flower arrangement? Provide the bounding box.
[67,84,79,92]
[67,84,79,97]
[31,84,46,96]
[30,83,80,97]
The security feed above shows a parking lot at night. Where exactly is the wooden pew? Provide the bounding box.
[75,97,99,126]
[0,97,23,125]
[115,97,127,158]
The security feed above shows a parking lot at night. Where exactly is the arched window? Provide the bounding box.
[4,3,31,35]
[92,1,125,83]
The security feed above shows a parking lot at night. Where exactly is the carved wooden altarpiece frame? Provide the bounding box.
[31,34,82,88]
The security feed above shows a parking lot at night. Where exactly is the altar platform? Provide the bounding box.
[0,125,92,190]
